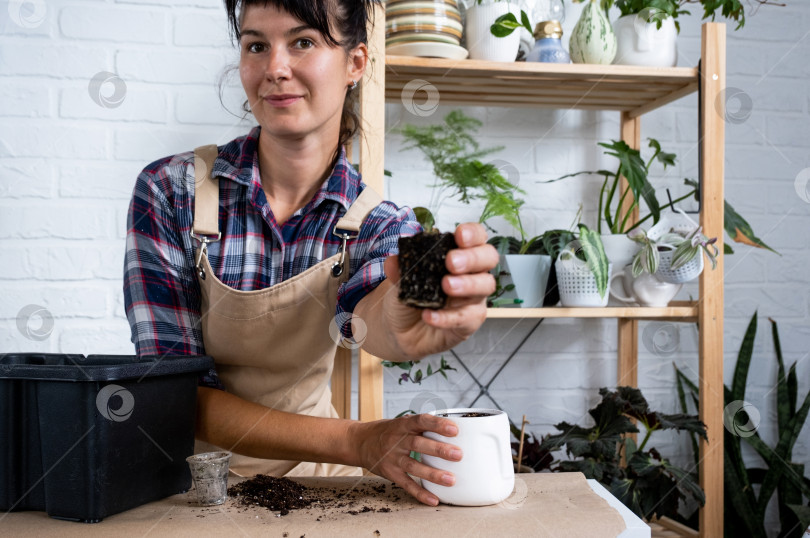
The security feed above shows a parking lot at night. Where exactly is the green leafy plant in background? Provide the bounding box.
[545,138,776,256]
[541,386,707,519]
[675,312,810,537]
[491,10,533,37]
[509,425,555,471]
[539,386,707,521]
[610,0,783,31]
[546,138,671,235]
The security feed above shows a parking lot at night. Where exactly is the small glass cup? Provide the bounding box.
[186,451,232,506]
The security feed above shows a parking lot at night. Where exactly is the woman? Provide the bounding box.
[124,0,498,507]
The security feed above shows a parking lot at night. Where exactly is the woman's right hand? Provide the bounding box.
[350,413,463,506]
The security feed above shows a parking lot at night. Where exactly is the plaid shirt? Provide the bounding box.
[124,126,419,388]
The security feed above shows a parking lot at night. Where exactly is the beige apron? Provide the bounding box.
[190,144,381,477]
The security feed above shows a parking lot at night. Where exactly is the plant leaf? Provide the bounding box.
[787,504,810,532]
[675,366,701,471]
[731,311,758,403]
[412,206,435,232]
[598,140,661,230]
[520,10,533,33]
[663,461,705,506]
[755,386,810,521]
[491,13,520,37]
[669,242,699,270]
[725,200,777,253]
[724,449,767,537]
[770,317,790,434]
[787,362,798,418]
[655,412,708,441]
[577,224,609,297]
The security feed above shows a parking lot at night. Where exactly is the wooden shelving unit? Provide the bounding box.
[384,55,699,115]
[485,302,698,321]
[342,7,725,536]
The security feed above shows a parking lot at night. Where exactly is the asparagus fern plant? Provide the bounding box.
[400,110,533,250]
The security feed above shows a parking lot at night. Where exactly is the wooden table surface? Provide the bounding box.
[1,473,645,537]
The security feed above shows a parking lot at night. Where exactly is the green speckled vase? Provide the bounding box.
[569,0,617,65]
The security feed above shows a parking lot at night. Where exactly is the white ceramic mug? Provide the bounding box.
[609,264,682,307]
[422,408,515,506]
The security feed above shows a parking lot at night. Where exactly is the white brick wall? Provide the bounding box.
[1,1,808,532]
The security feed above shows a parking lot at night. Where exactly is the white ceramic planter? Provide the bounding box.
[613,13,677,67]
[500,254,552,308]
[600,234,639,276]
[656,248,704,283]
[601,233,641,306]
[465,2,521,62]
[422,408,515,506]
[609,265,682,307]
[569,0,617,65]
[556,254,612,308]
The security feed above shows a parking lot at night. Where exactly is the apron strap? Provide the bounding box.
[192,144,220,236]
[330,187,383,278]
[335,187,383,233]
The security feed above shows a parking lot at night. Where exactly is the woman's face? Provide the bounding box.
[239,4,366,143]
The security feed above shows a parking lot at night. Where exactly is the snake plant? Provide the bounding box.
[676,312,810,536]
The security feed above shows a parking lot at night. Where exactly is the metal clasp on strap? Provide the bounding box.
[331,226,358,278]
[190,227,221,280]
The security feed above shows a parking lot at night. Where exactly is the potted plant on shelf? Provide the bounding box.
[609,0,782,66]
[546,138,671,288]
[627,212,719,284]
[545,137,776,282]
[555,223,611,307]
[489,225,578,307]
[400,110,553,308]
[466,0,533,61]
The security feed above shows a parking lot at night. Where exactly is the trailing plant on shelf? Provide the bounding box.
[545,137,776,256]
[381,356,456,386]
[676,312,810,537]
[539,386,707,522]
[627,225,718,277]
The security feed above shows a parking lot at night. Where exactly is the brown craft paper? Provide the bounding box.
[2,472,627,537]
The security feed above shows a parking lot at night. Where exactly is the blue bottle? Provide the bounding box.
[527,20,570,64]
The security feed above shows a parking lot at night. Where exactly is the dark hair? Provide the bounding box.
[224,0,379,151]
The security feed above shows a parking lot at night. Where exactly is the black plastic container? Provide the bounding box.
[0,353,213,522]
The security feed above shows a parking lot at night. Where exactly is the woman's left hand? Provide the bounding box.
[356,222,498,360]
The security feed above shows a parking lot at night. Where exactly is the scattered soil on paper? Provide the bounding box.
[227,475,404,518]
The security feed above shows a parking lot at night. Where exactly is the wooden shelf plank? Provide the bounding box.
[485,303,698,321]
[385,55,698,112]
